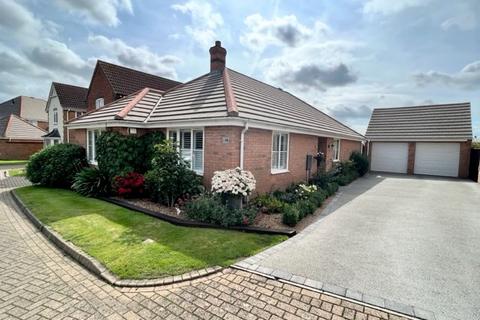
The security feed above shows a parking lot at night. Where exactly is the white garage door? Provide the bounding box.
[371,142,409,173]
[414,143,460,177]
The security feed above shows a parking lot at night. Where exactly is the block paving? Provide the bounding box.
[0,176,412,320]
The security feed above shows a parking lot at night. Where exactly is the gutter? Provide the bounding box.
[240,121,249,169]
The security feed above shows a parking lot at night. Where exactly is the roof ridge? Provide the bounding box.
[222,69,238,116]
[53,82,88,90]
[373,102,470,111]
[115,88,150,120]
[98,60,181,85]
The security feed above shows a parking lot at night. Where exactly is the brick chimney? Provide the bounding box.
[209,40,226,72]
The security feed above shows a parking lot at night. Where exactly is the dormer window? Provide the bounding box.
[95,98,104,109]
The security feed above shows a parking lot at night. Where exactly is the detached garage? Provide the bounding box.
[366,103,472,178]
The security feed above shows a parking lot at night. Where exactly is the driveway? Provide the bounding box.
[240,174,480,320]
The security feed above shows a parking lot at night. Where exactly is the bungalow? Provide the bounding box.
[0,114,46,159]
[68,41,365,193]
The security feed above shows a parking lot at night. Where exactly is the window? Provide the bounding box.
[332,139,340,161]
[87,129,104,164]
[272,132,289,172]
[53,108,58,125]
[95,98,104,109]
[168,128,204,174]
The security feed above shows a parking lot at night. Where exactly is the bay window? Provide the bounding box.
[87,129,104,164]
[168,128,204,174]
[272,132,289,172]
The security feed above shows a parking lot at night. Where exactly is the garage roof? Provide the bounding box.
[366,102,472,142]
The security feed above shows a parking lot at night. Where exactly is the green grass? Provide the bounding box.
[15,186,286,279]
[0,160,28,165]
[8,168,25,177]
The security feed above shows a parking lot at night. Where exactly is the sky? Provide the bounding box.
[0,0,478,137]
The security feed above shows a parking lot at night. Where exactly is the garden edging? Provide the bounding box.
[11,190,223,287]
[101,196,296,237]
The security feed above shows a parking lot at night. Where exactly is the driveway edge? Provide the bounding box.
[10,190,223,287]
[233,261,436,320]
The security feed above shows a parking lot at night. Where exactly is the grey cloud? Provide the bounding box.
[327,105,373,120]
[275,24,309,47]
[414,60,480,89]
[281,63,357,91]
[54,0,133,27]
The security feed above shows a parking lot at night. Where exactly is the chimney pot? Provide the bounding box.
[209,40,226,72]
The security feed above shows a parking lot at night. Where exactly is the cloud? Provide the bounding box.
[441,13,477,31]
[171,0,223,49]
[363,0,430,16]
[240,14,325,51]
[54,0,133,27]
[0,0,57,40]
[88,35,181,79]
[413,60,480,89]
[327,104,372,120]
[274,63,357,91]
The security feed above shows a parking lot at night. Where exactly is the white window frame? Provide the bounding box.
[53,108,58,125]
[167,128,204,175]
[87,129,104,165]
[332,139,340,162]
[95,98,104,109]
[271,131,289,174]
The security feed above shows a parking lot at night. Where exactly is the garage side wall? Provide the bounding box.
[459,141,471,178]
[0,140,43,160]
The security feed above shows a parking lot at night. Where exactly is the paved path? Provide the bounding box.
[239,174,480,320]
[0,176,409,320]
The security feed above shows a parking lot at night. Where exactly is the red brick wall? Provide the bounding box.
[407,142,416,175]
[459,140,471,178]
[37,121,48,131]
[242,128,319,194]
[323,138,362,172]
[69,129,87,148]
[203,126,242,189]
[0,140,42,160]
[87,67,115,112]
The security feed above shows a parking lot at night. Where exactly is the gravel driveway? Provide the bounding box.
[244,174,480,320]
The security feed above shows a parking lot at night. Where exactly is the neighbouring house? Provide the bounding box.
[44,61,182,146]
[366,103,472,178]
[0,114,46,159]
[43,82,88,146]
[67,41,365,193]
[85,60,182,112]
[0,96,48,130]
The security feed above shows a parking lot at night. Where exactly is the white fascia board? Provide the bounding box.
[66,117,365,141]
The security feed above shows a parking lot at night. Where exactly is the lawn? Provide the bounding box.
[8,168,25,177]
[15,186,286,279]
[0,160,28,165]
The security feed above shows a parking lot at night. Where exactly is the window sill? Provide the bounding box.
[333,159,340,163]
[271,169,289,175]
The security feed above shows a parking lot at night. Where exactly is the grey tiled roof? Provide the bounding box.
[70,69,364,140]
[366,102,472,141]
[0,115,46,140]
[53,82,88,111]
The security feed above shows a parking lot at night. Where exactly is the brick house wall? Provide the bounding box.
[87,67,115,112]
[321,137,362,172]
[37,121,48,131]
[69,129,87,148]
[458,141,471,178]
[203,126,242,188]
[0,140,42,160]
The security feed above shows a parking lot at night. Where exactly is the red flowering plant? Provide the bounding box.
[113,172,145,198]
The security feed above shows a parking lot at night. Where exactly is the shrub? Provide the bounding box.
[282,204,299,227]
[113,172,144,198]
[185,193,257,227]
[350,151,369,176]
[326,182,339,196]
[296,184,318,200]
[145,140,202,206]
[96,131,164,178]
[254,194,284,213]
[26,144,88,188]
[72,167,111,197]
[309,190,327,207]
[296,199,316,218]
[273,190,297,204]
